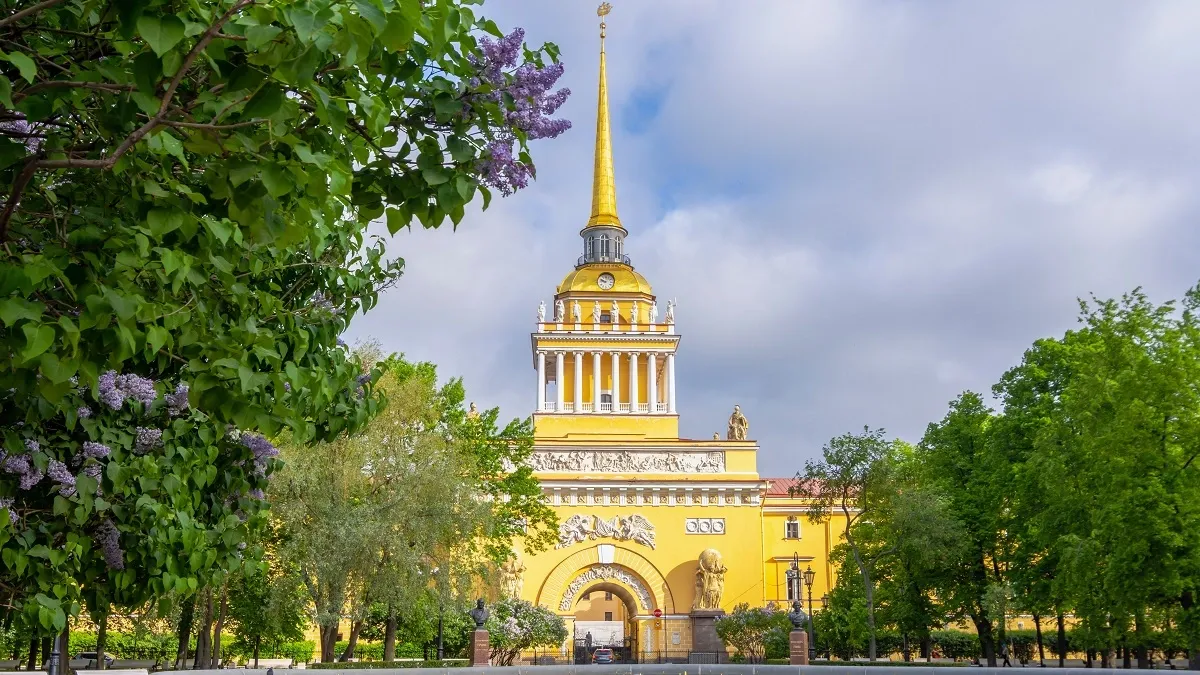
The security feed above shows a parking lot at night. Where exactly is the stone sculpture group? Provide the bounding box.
[556,513,657,550]
[692,548,728,611]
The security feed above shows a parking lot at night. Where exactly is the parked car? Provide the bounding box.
[591,648,614,664]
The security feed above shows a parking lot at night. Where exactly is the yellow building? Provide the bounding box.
[508,7,847,663]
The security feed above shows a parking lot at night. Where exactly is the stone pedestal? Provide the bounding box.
[690,609,726,663]
[469,629,489,667]
[789,630,810,665]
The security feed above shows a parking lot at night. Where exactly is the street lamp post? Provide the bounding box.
[803,566,816,662]
[821,594,830,659]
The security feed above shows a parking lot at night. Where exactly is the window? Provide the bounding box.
[600,235,610,258]
[585,237,594,258]
[604,612,613,622]
[600,313,611,323]
[600,393,612,404]
[605,592,613,601]
[787,576,799,601]
[785,517,800,539]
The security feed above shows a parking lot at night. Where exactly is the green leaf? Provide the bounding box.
[147,208,184,237]
[354,0,387,32]
[422,166,450,186]
[39,353,76,384]
[385,207,408,234]
[20,323,54,361]
[381,12,414,53]
[242,85,284,119]
[245,24,283,50]
[446,136,474,163]
[3,52,37,84]
[137,15,187,56]
[204,218,234,244]
[0,297,43,326]
[0,75,14,108]
[260,164,292,198]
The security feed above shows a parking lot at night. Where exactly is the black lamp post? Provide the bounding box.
[821,594,830,659]
[803,566,816,661]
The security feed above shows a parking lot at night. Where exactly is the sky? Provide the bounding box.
[347,0,1200,477]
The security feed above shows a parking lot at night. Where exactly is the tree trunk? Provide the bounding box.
[1056,613,1066,668]
[1100,646,1109,668]
[96,610,108,671]
[193,589,214,669]
[253,636,260,668]
[921,635,932,663]
[383,605,398,663]
[1134,610,1149,669]
[211,586,228,669]
[175,596,195,669]
[26,638,37,671]
[1033,613,1045,666]
[902,633,911,662]
[319,624,338,663]
[1122,642,1131,670]
[339,620,363,661]
[58,624,71,675]
[40,638,52,670]
[974,613,997,667]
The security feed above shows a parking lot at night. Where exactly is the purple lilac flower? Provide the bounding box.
[81,441,111,460]
[18,467,43,490]
[77,405,93,419]
[115,374,157,407]
[165,382,189,416]
[0,497,16,524]
[475,141,532,197]
[248,488,265,500]
[24,439,39,453]
[94,519,124,570]
[4,454,30,476]
[98,371,124,410]
[283,382,292,393]
[134,427,162,454]
[310,291,341,316]
[240,433,278,475]
[48,460,76,497]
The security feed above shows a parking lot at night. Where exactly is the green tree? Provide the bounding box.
[915,391,1008,666]
[794,426,901,661]
[272,352,555,662]
[225,552,308,667]
[714,602,791,663]
[0,0,569,639]
[483,597,566,666]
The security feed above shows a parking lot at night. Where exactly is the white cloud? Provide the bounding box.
[348,1,1200,477]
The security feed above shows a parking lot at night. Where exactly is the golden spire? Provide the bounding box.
[587,2,622,229]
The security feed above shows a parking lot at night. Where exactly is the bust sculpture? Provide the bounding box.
[787,600,809,630]
[592,301,601,324]
[467,402,479,420]
[555,299,565,323]
[537,301,546,323]
[727,405,749,441]
[468,599,488,628]
[713,432,720,440]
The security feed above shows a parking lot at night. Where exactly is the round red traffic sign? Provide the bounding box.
[653,609,663,618]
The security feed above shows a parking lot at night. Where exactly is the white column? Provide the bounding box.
[611,351,621,412]
[648,352,658,413]
[536,350,546,412]
[629,352,639,413]
[555,351,565,412]
[573,352,583,413]
[592,351,601,412]
[667,352,676,413]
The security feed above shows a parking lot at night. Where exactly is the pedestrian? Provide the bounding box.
[1001,641,1012,667]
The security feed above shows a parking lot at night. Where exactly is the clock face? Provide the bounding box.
[597,273,615,290]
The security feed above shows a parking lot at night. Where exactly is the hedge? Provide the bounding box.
[309,660,467,669]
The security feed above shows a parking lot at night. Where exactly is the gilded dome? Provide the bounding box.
[557,265,653,295]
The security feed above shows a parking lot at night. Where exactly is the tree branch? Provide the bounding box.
[0,0,67,29]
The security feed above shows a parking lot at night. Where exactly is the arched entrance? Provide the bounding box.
[566,581,640,664]
[536,545,674,664]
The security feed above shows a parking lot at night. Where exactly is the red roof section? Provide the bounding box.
[764,477,818,497]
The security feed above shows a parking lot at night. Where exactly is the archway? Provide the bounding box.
[566,580,641,664]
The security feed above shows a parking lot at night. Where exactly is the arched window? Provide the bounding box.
[585,236,594,259]
[600,235,610,259]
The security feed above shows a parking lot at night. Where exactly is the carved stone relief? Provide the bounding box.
[529,450,725,473]
[685,518,725,535]
[556,514,656,550]
[559,565,653,612]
